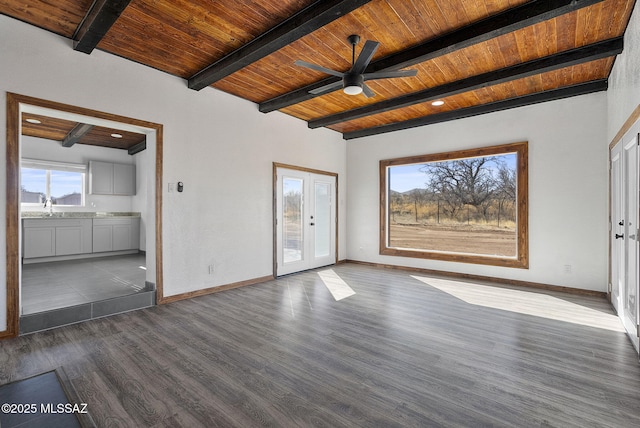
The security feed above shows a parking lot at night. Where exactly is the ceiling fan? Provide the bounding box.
[294,35,418,98]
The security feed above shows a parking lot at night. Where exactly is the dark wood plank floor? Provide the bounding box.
[1,264,639,427]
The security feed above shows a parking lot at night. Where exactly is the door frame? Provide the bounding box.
[3,93,164,339]
[609,105,640,351]
[622,135,640,343]
[272,162,338,278]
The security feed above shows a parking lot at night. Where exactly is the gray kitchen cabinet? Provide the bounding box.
[55,219,92,255]
[113,163,136,195]
[23,218,92,258]
[113,224,132,250]
[89,161,136,196]
[92,224,113,253]
[89,161,113,195]
[93,217,140,252]
[23,223,55,258]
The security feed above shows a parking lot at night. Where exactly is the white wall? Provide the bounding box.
[608,1,640,142]
[132,143,152,252]
[0,15,346,332]
[21,135,135,214]
[346,92,609,292]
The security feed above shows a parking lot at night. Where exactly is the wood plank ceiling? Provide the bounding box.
[21,113,146,152]
[1,0,636,140]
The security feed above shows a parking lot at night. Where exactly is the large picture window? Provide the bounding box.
[380,142,528,268]
[21,159,86,207]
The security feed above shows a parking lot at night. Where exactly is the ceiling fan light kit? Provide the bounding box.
[343,85,363,95]
[343,73,364,95]
[294,34,417,98]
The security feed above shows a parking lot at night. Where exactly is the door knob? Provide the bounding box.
[619,220,625,226]
[615,233,624,239]
[310,222,315,226]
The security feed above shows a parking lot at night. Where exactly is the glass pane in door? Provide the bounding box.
[283,178,304,263]
[314,181,331,258]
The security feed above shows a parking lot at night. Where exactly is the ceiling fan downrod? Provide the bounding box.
[347,34,360,66]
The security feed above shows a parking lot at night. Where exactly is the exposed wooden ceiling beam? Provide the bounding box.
[73,0,132,54]
[188,0,373,91]
[343,79,608,140]
[310,37,623,129]
[259,0,605,113]
[128,139,147,155]
[61,123,95,147]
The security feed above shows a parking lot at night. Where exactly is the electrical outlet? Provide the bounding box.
[168,183,175,192]
[208,265,214,275]
[563,264,572,274]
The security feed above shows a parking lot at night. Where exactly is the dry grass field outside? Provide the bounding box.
[389,222,517,257]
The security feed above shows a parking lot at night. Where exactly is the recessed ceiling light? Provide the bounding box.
[26,118,41,124]
[111,133,123,138]
[432,100,445,106]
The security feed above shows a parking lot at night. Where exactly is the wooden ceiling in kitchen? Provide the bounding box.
[21,113,146,152]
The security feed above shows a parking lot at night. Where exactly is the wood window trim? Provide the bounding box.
[3,92,164,339]
[379,141,529,269]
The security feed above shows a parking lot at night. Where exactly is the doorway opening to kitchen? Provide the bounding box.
[5,93,164,336]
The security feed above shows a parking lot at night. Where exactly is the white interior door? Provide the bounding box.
[611,132,640,353]
[276,167,336,276]
[611,143,623,315]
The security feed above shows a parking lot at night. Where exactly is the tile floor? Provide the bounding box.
[21,253,147,315]
[0,371,81,427]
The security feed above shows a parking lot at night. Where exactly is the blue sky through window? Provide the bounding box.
[21,167,84,204]
[50,170,83,198]
[21,168,46,194]
[389,152,517,193]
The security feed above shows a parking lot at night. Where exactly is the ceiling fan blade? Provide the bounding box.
[351,40,380,75]
[363,69,418,80]
[294,60,344,78]
[362,83,375,98]
[309,80,344,95]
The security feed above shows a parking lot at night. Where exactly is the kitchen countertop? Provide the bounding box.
[21,212,141,219]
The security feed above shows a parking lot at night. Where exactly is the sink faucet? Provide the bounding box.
[43,198,53,216]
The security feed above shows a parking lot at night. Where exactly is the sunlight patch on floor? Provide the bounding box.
[412,275,625,332]
[318,269,356,301]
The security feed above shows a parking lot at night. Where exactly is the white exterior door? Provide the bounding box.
[611,131,640,353]
[276,167,336,276]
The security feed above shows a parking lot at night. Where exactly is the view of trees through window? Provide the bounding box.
[381,142,528,267]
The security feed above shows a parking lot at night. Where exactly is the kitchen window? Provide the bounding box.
[21,159,86,207]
